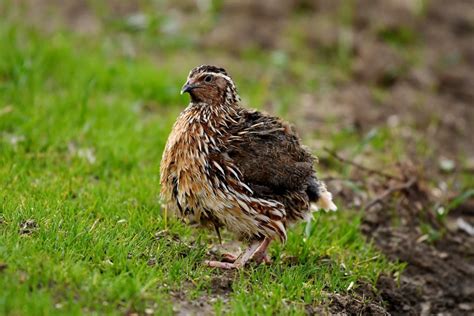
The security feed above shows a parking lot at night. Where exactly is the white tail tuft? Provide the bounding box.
[317,190,337,211]
[310,185,337,212]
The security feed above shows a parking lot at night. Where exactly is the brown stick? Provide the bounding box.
[323,147,405,182]
[322,176,362,183]
[365,177,417,210]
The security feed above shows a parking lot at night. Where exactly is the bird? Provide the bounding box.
[160,65,336,269]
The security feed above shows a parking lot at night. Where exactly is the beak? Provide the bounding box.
[180,82,198,95]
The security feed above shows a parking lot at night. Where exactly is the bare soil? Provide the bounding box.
[364,197,474,315]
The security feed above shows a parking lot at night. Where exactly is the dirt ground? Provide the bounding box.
[360,180,474,315]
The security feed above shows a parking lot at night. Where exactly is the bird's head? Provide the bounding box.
[181,65,240,106]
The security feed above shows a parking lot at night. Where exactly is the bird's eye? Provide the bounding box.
[204,75,213,83]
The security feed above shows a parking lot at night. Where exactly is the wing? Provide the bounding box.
[225,110,316,198]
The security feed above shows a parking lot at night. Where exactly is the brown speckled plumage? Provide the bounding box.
[160,65,336,269]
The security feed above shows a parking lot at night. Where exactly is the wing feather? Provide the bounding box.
[225,110,315,197]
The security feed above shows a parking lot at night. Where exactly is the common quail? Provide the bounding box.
[160,65,336,269]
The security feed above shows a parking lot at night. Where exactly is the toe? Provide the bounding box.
[204,260,237,270]
[221,253,238,263]
[263,254,272,265]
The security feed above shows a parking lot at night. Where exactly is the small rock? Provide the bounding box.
[126,13,148,31]
[457,218,474,236]
[77,148,96,164]
[0,105,13,116]
[439,157,455,172]
[436,206,445,216]
[19,219,38,235]
[68,142,96,164]
[463,158,474,172]
[416,234,429,243]
[154,230,168,239]
[147,257,157,266]
[420,302,431,316]
[3,132,25,146]
[387,115,400,127]
[438,252,449,259]
[18,271,27,283]
[459,303,473,311]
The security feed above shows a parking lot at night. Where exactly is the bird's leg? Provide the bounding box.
[213,222,222,245]
[250,237,272,264]
[205,240,260,269]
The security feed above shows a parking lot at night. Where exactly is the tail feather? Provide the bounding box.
[307,177,337,212]
[314,190,337,211]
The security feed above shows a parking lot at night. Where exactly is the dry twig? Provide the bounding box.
[323,147,405,182]
[365,177,417,210]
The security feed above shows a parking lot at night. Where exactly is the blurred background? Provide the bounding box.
[3,0,473,161]
[1,0,473,314]
[0,0,474,160]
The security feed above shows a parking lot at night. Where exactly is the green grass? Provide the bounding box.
[0,12,404,316]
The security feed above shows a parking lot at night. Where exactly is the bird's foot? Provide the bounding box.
[205,241,260,269]
[204,254,271,269]
[261,253,272,265]
[205,238,272,269]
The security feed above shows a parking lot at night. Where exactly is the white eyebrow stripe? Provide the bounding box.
[194,72,233,84]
